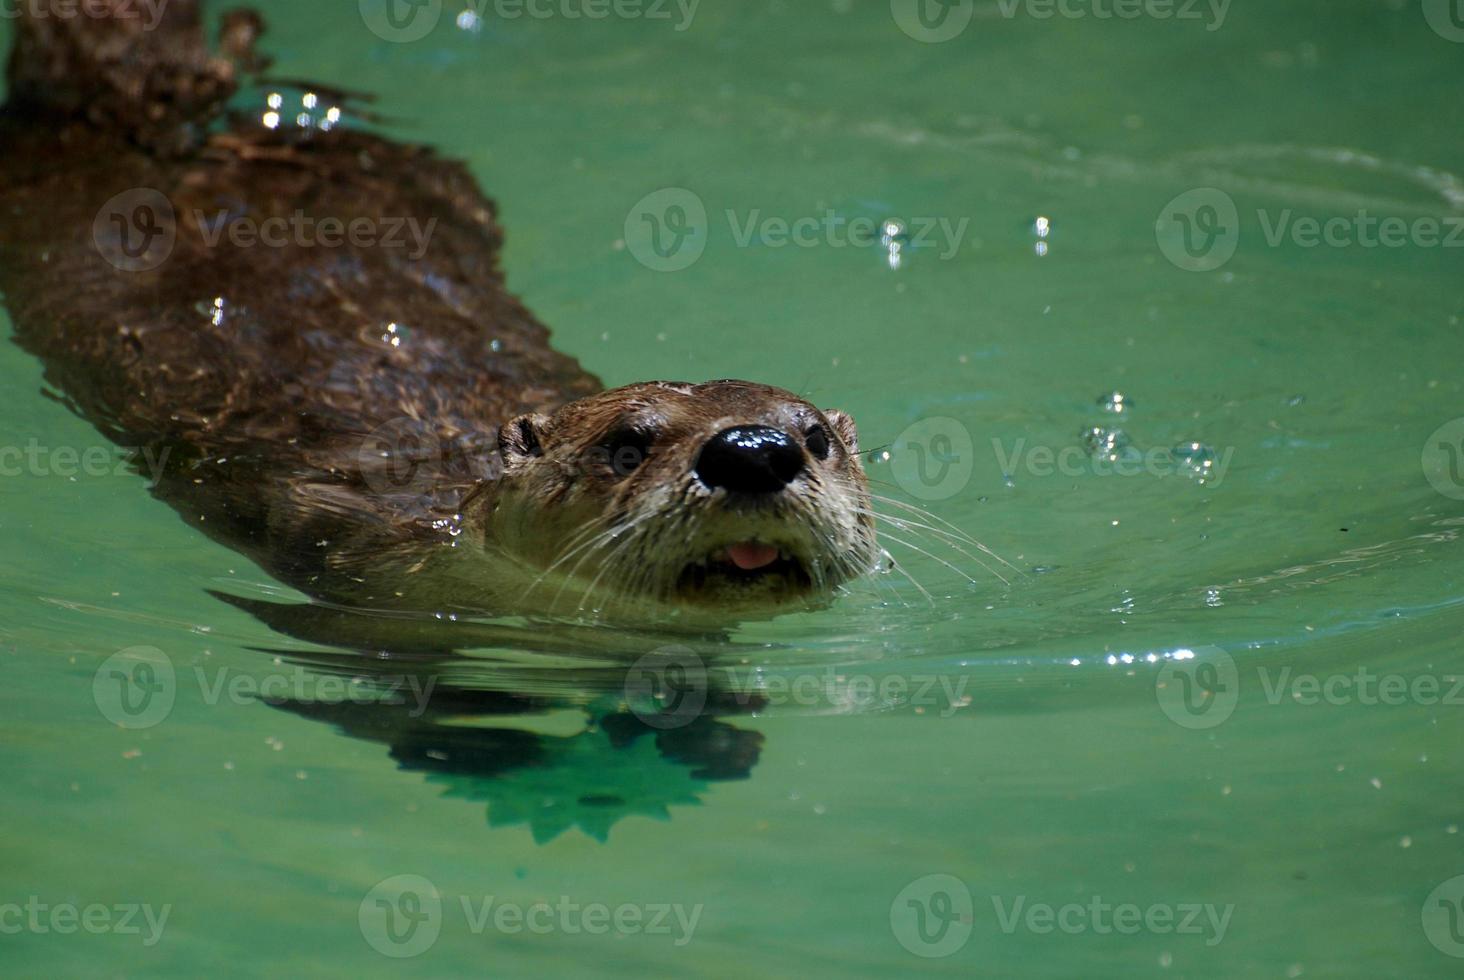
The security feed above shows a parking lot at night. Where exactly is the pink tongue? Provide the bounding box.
[726,542,779,571]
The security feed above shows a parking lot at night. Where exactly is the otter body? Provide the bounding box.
[0,3,876,618]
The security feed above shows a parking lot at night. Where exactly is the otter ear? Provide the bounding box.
[824,409,859,455]
[498,413,551,467]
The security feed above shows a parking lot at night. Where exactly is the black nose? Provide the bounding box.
[695,425,805,494]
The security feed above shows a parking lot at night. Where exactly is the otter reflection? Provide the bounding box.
[228,595,766,843]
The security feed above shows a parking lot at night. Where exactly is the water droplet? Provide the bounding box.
[880,219,908,271]
[1097,390,1133,414]
[1172,441,1218,482]
[1032,216,1051,257]
[1082,425,1131,462]
[381,322,409,347]
[195,297,226,327]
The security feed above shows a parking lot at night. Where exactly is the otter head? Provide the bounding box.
[489,380,878,614]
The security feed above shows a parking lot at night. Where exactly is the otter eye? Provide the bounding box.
[602,428,652,477]
[804,424,831,460]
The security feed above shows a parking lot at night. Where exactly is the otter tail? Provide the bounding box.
[4,0,262,154]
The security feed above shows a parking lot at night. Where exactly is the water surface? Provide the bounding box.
[2,1,1463,976]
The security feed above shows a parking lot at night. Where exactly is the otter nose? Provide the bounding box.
[695,425,805,494]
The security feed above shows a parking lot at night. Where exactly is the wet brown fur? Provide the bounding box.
[0,2,874,615]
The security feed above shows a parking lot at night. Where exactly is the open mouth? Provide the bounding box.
[676,540,814,594]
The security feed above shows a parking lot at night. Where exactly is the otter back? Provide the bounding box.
[0,2,601,600]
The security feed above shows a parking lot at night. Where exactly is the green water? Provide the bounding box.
[3,1,1464,976]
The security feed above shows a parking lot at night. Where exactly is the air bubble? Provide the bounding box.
[1082,425,1132,462]
[880,219,908,271]
[1172,441,1218,482]
[381,322,410,347]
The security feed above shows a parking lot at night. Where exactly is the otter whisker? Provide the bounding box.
[798,483,922,605]
[574,526,648,616]
[858,506,982,552]
[552,515,655,614]
[527,510,651,612]
[865,490,991,550]
[868,491,1024,578]
[519,514,619,601]
[851,507,1011,586]
[877,548,935,605]
[875,530,984,588]
[801,519,839,594]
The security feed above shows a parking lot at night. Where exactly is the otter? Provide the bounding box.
[0,2,879,621]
